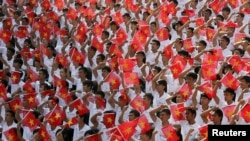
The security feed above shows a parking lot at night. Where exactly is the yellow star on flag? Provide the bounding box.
[174,110,181,116]
[28,97,34,103]
[107,117,113,123]
[172,68,178,74]
[29,119,34,126]
[125,127,132,135]
[55,113,61,119]
[246,111,250,118]
[139,121,145,128]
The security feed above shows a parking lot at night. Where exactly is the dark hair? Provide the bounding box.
[157,79,167,92]
[13,58,23,67]
[102,66,111,73]
[144,93,154,106]
[186,108,196,117]
[136,51,146,63]
[214,108,223,123]
[153,66,162,73]
[39,68,49,79]
[129,109,140,118]
[233,48,245,57]
[223,88,236,101]
[56,128,74,141]
[240,75,250,86]
[186,72,198,80]
[152,39,160,47]
[222,6,231,13]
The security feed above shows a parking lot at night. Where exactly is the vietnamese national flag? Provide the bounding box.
[228,55,245,73]
[22,111,40,131]
[123,72,140,86]
[169,103,185,121]
[220,72,240,90]
[11,71,22,84]
[163,45,173,60]
[239,103,250,122]
[27,68,39,82]
[24,93,39,108]
[133,31,148,46]
[222,105,236,122]
[104,71,121,90]
[64,116,78,128]
[39,125,51,141]
[70,47,85,64]
[55,0,65,10]
[118,58,136,72]
[130,37,144,52]
[184,9,195,17]
[138,114,151,133]
[53,75,67,88]
[91,36,104,53]
[3,128,18,141]
[182,38,194,53]
[41,0,51,11]
[156,27,169,41]
[70,98,89,115]
[23,80,35,93]
[234,33,247,43]
[139,25,151,37]
[177,83,192,101]
[199,81,216,98]
[198,125,208,141]
[57,87,71,103]
[9,97,22,112]
[212,48,224,61]
[111,11,124,25]
[161,124,179,141]
[67,7,78,20]
[169,62,184,79]
[0,84,7,101]
[0,30,12,43]
[130,95,145,113]
[158,11,171,25]
[201,64,217,81]
[107,56,119,71]
[195,17,204,26]
[45,105,65,126]
[103,112,116,128]
[85,134,99,141]
[117,118,138,140]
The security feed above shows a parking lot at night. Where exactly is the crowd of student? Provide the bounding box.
[0,0,250,141]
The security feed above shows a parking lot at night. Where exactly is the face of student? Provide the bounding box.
[240,79,250,89]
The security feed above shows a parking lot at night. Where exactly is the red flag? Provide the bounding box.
[195,17,204,26]
[110,133,124,141]
[239,103,250,122]
[55,53,69,68]
[41,0,51,11]
[67,7,78,20]
[133,31,148,46]
[177,83,192,101]
[40,44,50,57]
[95,96,106,110]
[0,30,12,43]
[107,57,119,71]
[3,128,18,141]
[145,70,154,82]
[70,98,89,115]
[199,125,208,141]
[39,125,51,141]
[139,25,151,37]
[85,134,99,141]
[155,27,169,41]
[11,71,22,84]
[64,116,78,128]
[103,113,116,128]
[206,28,216,42]
[130,95,145,113]
[104,71,121,90]
[228,0,239,8]
[158,11,171,25]
[41,89,54,96]
[70,48,85,64]
[138,114,151,133]
[169,103,185,121]
[53,75,67,88]
[0,84,7,101]
[92,24,103,37]
[113,28,128,45]
[234,33,247,43]
[222,105,236,122]
[123,72,139,86]
[117,119,138,140]
[22,111,40,131]
[39,27,51,41]
[27,68,39,82]
[15,26,29,38]
[45,105,65,126]
[163,45,173,59]
[6,0,16,5]
[161,125,179,141]
[184,9,195,17]
[109,44,123,57]
[57,87,71,103]
[118,58,136,72]
[180,16,189,24]
[9,97,22,112]
[182,38,194,53]
[23,80,35,93]
[55,0,65,10]
[201,64,217,81]
[111,11,124,25]
[202,53,218,67]
[212,48,224,61]
[199,81,216,98]
[228,55,245,73]
[24,93,38,108]
[91,36,104,53]
[130,37,144,52]
[220,72,240,90]
[169,62,184,79]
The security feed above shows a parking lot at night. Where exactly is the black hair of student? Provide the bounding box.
[214,108,223,123]
[0,79,8,87]
[97,53,106,61]
[102,66,111,73]
[200,93,212,101]
[222,64,233,74]
[176,127,183,141]
[199,40,207,47]
[83,80,94,89]
[129,109,140,118]
[102,30,110,38]
[6,109,15,118]
[221,35,230,45]
[243,36,250,42]
[77,112,90,125]
[172,21,183,31]
[79,67,92,80]
[14,58,23,67]
[157,79,167,92]
[157,108,171,118]
[144,93,154,106]
[152,39,160,47]
[143,128,155,139]
[7,47,15,55]
[136,51,146,63]
[39,68,49,80]
[48,96,59,104]
[222,6,231,13]
[56,128,74,141]
[89,46,97,52]
[186,72,198,80]
[204,8,212,15]
[123,13,131,19]
[95,91,105,99]
[178,50,189,57]
[153,66,162,73]
[240,75,250,86]
[223,88,236,101]
[186,108,196,117]
[233,48,245,57]
[84,128,100,137]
